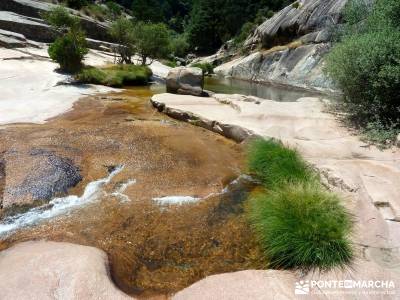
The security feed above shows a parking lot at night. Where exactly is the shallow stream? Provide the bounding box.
[0,85,265,297]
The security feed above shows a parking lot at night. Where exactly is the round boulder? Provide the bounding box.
[166,67,204,97]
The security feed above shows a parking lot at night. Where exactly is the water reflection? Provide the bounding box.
[204,76,330,102]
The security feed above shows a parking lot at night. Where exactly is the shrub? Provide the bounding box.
[76,65,152,87]
[48,29,88,72]
[42,6,79,32]
[191,62,214,75]
[170,34,190,58]
[325,0,400,141]
[109,17,135,64]
[247,139,315,189]
[249,183,353,270]
[133,22,171,65]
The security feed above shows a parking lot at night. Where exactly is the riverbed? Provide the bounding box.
[0,86,265,297]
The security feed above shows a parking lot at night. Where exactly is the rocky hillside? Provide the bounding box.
[0,0,113,49]
[213,0,348,92]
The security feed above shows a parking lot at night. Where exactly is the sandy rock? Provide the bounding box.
[173,259,400,300]
[0,241,132,300]
[173,270,297,300]
[166,67,204,96]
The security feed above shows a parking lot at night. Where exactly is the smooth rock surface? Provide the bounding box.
[245,0,348,48]
[0,47,115,125]
[0,0,111,42]
[173,259,400,299]
[215,43,333,91]
[0,241,132,300]
[166,67,204,96]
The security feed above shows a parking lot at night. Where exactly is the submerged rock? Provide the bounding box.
[2,149,82,211]
[166,67,205,97]
[0,241,131,300]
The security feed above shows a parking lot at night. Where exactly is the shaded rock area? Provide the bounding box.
[211,0,349,91]
[0,28,39,48]
[1,149,82,212]
[0,241,131,300]
[245,0,347,49]
[166,67,205,97]
[0,0,111,43]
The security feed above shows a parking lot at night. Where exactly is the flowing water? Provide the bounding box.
[0,85,265,298]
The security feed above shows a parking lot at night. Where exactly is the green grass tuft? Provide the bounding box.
[249,183,354,271]
[247,139,316,189]
[76,65,153,87]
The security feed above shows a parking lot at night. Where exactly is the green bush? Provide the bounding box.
[42,6,79,32]
[48,29,88,72]
[170,34,190,58]
[249,183,353,270]
[76,65,152,87]
[325,0,400,141]
[191,62,214,75]
[247,139,315,189]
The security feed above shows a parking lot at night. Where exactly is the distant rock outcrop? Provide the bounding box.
[0,0,111,43]
[214,0,349,92]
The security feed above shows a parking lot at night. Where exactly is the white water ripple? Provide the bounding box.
[0,165,125,236]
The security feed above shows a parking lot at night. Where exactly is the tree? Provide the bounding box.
[109,17,135,63]
[44,7,88,72]
[325,0,400,138]
[169,34,189,57]
[133,22,171,65]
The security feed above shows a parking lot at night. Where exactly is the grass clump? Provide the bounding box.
[249,184,353,270]
[247,139,315,188]
[76,65,152,87]
[246,138,353,271]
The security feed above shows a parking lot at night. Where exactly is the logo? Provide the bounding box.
[295,280,310,295]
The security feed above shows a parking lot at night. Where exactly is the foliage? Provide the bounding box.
[109,17,136,63]
[191,62,214,75]
[133,22,171,65]
[48,29,88,72]
[105,1,123,18]
[42,6,79,32]
[81,4,108,21]
[249,183,353,270]
[185,0,293,53]
[170,34,190,57]
[247,139,315,189]
[325,0,400,138]
[76,65,152,87]
[45,7,88,72]
[233,22,256,47]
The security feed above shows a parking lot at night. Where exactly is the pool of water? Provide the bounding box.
[204,76,331,102]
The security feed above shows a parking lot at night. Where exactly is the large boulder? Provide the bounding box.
[166,67,205,97]
[0,241,131,300]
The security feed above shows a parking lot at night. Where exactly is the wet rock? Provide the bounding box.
[166,67,205,97]
[2,149,82,210]
[0,241,131,300]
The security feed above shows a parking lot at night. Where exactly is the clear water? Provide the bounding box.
[204,76,331,102]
